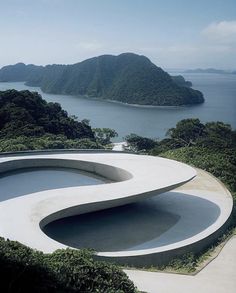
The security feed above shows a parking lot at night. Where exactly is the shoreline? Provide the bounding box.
[0,81,202,109]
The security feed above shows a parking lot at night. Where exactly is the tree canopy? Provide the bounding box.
[93,128,118,145]
[0,237,136,293]
[0,90,94,140]
[0,90,105,151]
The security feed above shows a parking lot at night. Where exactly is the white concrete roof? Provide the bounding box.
[0,151,232,264]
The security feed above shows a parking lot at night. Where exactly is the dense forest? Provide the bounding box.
[0,89,94,139]
[0,53,204,106]
[0,90,110,151]
[0,238,136,293]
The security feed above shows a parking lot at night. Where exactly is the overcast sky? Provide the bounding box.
[0,0,236,69]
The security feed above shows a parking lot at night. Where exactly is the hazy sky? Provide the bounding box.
[1,0,236,69]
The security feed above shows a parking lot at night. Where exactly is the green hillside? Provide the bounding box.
[0,89,94,139]
[0,53,204,106]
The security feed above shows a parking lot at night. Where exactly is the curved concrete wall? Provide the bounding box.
[0,158,133,182]
[95,218,232,267]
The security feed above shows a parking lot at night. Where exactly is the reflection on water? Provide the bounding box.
[0,167,106,201]
[43,192,220,252]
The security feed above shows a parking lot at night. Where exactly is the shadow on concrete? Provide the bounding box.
[43,192,220,252]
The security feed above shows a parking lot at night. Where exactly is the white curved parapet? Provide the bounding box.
[0,151,233,266]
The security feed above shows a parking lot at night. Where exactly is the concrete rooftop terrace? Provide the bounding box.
[0,150,233,266]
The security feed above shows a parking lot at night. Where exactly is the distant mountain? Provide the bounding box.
[184,68,229,74]
[0,62,44,82]
[0,53,204,106]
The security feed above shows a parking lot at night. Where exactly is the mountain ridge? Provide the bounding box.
[0,53,204,106]
[184,68,233,74]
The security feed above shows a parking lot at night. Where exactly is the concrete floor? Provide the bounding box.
[125,235,236,293]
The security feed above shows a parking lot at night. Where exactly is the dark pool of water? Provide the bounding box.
[0,167,106,201]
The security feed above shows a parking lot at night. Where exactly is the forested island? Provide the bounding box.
[0,53,204,106]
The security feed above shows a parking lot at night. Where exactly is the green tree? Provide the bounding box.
[125,133,157,151]
[93,128,118,145]
[166,118,205,146]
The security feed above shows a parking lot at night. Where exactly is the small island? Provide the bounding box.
[0,53,204,106]
[184,68,231,74]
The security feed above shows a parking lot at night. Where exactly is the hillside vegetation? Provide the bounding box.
[0,89,94,139]
[0,238,136,293]
[0,53,204,106]
[0,90,108,151]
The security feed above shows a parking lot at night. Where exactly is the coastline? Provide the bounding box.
[0,81,201,109]
[81,95,193,109]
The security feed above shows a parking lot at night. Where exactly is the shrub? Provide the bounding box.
[0,238,137,293]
